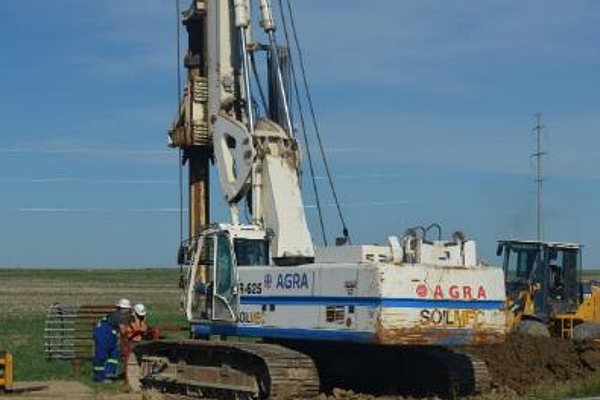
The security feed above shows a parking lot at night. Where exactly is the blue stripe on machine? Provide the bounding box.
[191,323,481,345]
[192,323,375,342]
[240,296,504,310]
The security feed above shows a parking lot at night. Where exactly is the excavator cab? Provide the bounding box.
[497,240,582,323]
[186,225,270,324]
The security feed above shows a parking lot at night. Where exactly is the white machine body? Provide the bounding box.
[185,225,506,346]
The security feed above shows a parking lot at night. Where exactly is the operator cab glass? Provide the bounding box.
[500,241,582,317]
[503,243,539,283]
[234,239,269,266]
[212,233,237,321]
[546,246,580,312]
[191,235,214,320]
[216,234,234,300]
[190,232,269,322]
[501,242,542,312]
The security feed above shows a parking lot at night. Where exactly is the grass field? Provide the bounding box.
[3,268,600,399]
[0,268,186,382]
[581,269,600,281]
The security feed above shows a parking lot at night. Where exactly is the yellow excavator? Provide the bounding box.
[497,240,600,340]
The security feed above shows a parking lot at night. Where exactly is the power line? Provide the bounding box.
[0,172,410,185]
[0,147,173,155]
[0,178,177,184]
[0,208,184,213]
[0,146,374,156]
[0,199,417,214]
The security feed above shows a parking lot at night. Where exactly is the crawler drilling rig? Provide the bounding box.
[134,1,507,397]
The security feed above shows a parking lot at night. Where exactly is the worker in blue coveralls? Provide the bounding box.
[92,298,132,382]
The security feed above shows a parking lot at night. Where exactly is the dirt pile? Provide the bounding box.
[469,333,600,394]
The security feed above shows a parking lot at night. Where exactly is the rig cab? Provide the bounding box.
[185,224,270,323]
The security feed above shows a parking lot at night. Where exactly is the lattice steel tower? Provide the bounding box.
[532,113,547,242]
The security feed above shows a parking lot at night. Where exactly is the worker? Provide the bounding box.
[128,303,148,342]
[123,303,162,382]
[92,298,132,382]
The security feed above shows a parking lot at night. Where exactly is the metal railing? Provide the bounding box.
[44,304,115,361]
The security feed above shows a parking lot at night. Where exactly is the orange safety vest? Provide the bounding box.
[128,316,148,342]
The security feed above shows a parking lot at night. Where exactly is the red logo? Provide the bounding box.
[416,284,428,297]
[425,284,488,300]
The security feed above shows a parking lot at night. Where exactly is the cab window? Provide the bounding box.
[199,235,214,265]
[505,246,538,281]
[234,239,269,266]
[215,234,234,298]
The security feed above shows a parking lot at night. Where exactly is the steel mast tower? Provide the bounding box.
[169,2,212,248]
[532,113,547,242]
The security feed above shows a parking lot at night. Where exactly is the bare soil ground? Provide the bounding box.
[468,333,600,395]
[3,381,140,400]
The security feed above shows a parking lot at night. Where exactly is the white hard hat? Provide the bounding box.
[134,303,147,316]
[116,298,131,309]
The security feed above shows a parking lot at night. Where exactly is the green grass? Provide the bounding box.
[555,374,600,398]
[581,269,600,282]
[0,315,73,381]
[0,268,186,383]
[470,373,600,400]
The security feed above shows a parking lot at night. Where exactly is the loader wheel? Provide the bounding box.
[573,322,600,341]
[514,320,551,337]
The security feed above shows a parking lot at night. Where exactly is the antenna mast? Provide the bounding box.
[532,113,547,242]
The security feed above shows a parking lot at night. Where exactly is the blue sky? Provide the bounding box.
[0,1,599,267]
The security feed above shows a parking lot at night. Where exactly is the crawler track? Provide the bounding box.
[133,340,319,399]
[132,340,491,399]
[417,348,491,396]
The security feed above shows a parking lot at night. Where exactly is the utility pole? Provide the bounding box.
[532,113,547,242]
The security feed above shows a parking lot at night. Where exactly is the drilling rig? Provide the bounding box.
[133,1,507,397]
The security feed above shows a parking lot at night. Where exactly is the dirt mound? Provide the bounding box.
[469,333,600,394]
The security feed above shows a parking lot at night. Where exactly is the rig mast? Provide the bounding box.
[169,3,212,246]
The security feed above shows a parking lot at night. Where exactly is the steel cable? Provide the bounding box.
[282,0,351,243]
[175,0,185,272]
[276,0,327,246]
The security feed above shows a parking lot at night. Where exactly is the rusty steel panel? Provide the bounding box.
[370,263,507,346]
[375,309,506,346]
[375,324,505,346]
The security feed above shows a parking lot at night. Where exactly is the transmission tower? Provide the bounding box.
[532,113,547,242]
